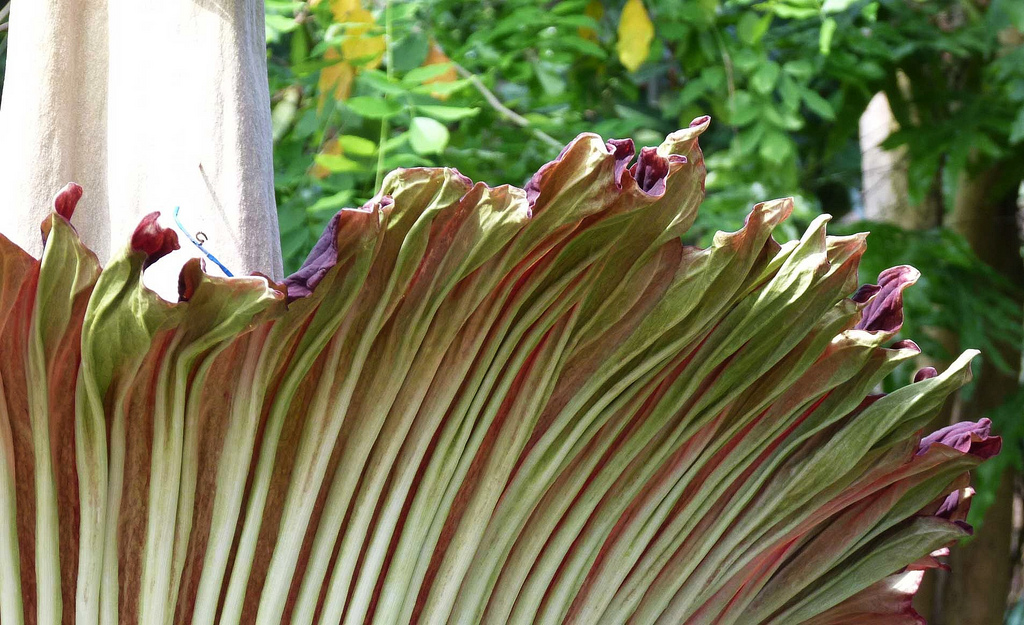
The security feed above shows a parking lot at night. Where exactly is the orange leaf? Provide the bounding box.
[422,40,458,100]
[318,49,355,110]
[312,138,344,179]
[580,0,604,41]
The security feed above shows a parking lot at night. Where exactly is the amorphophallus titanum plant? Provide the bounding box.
[0,118,1000,624]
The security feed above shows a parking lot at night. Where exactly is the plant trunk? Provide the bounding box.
[0,0,283,295]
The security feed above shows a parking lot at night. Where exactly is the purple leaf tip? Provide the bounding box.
[854,265,920,334]
[53,183,84,220]
[918,418,1001,459]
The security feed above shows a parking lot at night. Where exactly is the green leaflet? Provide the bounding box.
[0,120,1001,624]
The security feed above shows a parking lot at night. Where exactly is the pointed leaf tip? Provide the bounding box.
[178,257,204,301]
[131,212,180,268]
[53,182,84,220]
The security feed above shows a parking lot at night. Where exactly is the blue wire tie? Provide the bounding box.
[172,206,234,277]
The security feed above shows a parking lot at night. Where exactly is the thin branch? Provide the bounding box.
[0,2,9,24]
[712,30,736,134]
[453,62,562,150]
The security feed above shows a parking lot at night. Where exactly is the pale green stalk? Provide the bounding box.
[0,377,24,625]
[137,344,184,624]
[74,361,108,625]
[99,400,128,625]
[188,333,276,625]
[28,304,63,625]
[166,346,233,622]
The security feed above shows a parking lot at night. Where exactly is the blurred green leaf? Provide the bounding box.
[750,60,780,94]
[737,12,772,46]
[313,153,363,172]
[801,88,835,120]
[416,104,481,121]
[337,135,378,155]
[819,18,837,55]
[409,116,450,154]
[345,96,403,119]
[1010,106,1024,145]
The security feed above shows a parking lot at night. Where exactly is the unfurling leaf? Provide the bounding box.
[0,117,999,624]
[616,0,654,72]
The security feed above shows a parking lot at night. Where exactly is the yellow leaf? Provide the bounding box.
[340,7,385,69]
[616,0,654,72]
[318,49,355,110]
[422,40,458,101]
[312,138,343,179]
[579,0,604,41]
[328,0,360,21]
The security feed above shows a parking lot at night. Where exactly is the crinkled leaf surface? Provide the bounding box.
[0,118,1000,625]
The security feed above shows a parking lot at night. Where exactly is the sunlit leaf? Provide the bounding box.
[408,116,450,154]
[819,17,838,55]
[338,134,378,155]
[416,104,481,122]
[345,95,403,119]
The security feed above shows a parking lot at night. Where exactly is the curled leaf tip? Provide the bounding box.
[919,418,1001,459]
[284,196,392,301]
[631,146,674,195]
[131,212,180,268]
[284,213,341,300]
[606,137,636,187]
[691,114,711,128]
[913,366,938,382]
[178,257,205,302]
[53,182,84,220]
[891,339,921,353]
[854,265,920,334]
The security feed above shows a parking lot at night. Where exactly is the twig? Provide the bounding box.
[453,62,562,150]
[712,30,737,134]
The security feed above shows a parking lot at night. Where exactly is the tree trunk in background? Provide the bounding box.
[858,91,942,229]
[0,0,283,297]
[936,164,1024,625]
